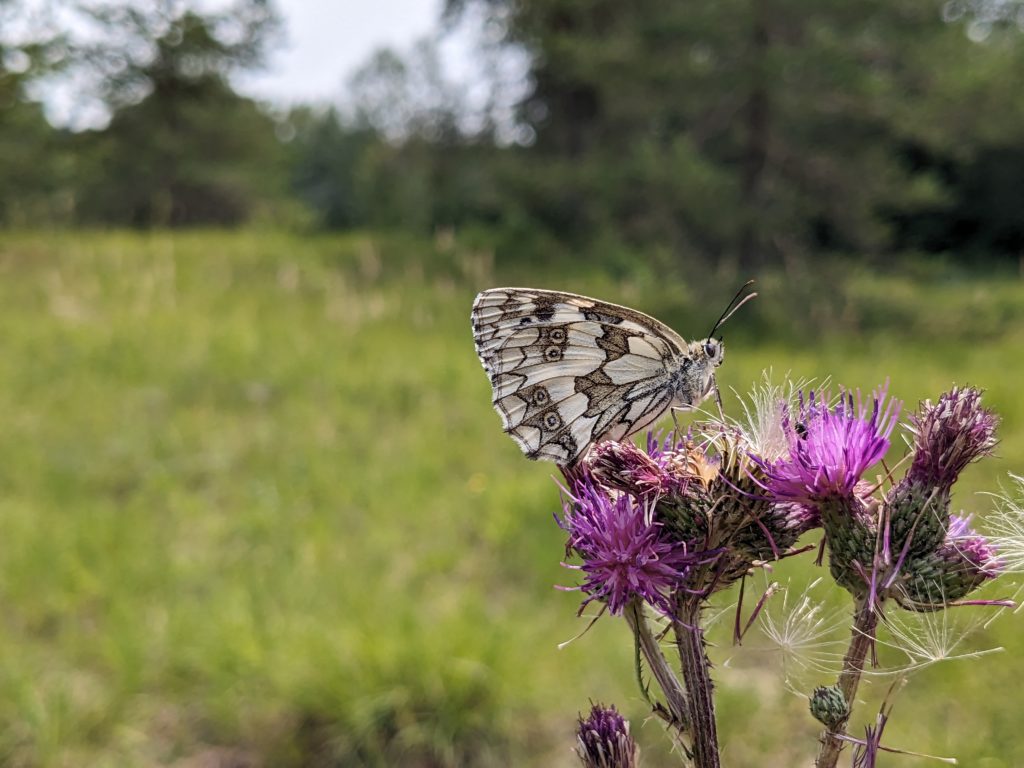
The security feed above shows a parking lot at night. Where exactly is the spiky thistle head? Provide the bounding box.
[904,386,998,491]
[559,481,703,617]
[575,703,638,768]
[588,439,689,498]
[762,384,901,504]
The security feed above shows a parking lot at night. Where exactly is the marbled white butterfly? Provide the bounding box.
[471,283,755,465]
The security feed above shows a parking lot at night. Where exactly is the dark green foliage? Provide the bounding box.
[2,0,1024,265]
[0,1,72,223]
[285,108,375,229]
[68,3,287,226]
[446,0,1004,268]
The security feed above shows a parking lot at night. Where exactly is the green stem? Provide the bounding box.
[624,600,690,733]
[674,601,721,768]
[815,598,880,768]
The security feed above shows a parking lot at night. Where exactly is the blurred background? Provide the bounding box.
[1,0,1024,765]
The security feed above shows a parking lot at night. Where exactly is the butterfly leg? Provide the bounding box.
[669,405,697,442]
[712,375,725,419]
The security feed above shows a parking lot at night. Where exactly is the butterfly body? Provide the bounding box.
[471,287,728,465]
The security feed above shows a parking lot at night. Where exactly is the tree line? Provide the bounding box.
[2,0,1024,268]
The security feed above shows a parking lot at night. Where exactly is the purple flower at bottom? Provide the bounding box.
[560,482,700,617]
[575,703,638,768]
[763,385,901,503]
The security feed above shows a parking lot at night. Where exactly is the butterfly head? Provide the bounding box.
[701,337,724,368]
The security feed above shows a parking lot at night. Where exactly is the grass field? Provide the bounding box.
[0,230,1022,767]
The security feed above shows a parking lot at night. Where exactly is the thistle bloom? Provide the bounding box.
[904,386,999,490]
[888,386,1000,564]
[764,385,901,502]
[575,703,638,768]
[560,481,699,616]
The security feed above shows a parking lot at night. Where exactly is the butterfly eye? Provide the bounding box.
[704,341,717,358]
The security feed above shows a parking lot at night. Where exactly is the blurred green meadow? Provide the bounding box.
[0,230,1022,767]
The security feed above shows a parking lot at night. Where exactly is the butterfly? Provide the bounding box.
[471,282,755,465]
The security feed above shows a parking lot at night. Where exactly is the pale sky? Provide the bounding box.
[236,0,455,106]
[37,0,488,128]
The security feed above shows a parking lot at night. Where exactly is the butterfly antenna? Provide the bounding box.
[706,279,757,339]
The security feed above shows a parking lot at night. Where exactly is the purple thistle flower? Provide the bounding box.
[763,385,901,503]
[560,481,702,617]
[575,703,638,768]
[945,514,1002,578]
[905,386,999,490]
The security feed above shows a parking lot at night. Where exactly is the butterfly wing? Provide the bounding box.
[472,287,689,465]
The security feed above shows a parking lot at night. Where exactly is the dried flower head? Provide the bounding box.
[728,371,819,463]
[575,703,638,768]
[588,440,686,498]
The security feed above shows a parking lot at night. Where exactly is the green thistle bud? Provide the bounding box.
[809,685,849,728]
[894,515,1001,610]
[820,496,878,597]
[885,480,950,561]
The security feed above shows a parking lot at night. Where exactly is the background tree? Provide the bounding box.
[0,0,70,225]
[444,0,1024,269]
[67,0,286,226]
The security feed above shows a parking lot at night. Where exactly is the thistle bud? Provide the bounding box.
[904,387,998,492]
[809,685,849,729]
[895,515,1002,610]
[575,703,638,768]
[885,481,951,563]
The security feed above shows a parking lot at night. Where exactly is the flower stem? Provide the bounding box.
[674,601,721,768]
[815,598,880,768]
[624,600,690,733]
